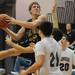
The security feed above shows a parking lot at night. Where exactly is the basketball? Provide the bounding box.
[0,14,10,29]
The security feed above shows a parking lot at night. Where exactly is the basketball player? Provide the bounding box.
[59,35,75,75]
[6,21,61,75]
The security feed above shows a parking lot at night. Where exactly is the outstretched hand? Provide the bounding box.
[20,70,27,75]
[5,37,12,45]
[0,14,10,19]
[7,17,16,24]
[0,14,16,25]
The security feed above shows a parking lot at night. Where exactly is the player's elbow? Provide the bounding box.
[36,62,43,69]
[37,59,44,68]
[36,55,45,68]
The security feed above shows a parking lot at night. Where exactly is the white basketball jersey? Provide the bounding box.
[59,48,75,75]
[34,37,61,75]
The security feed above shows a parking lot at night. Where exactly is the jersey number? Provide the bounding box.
[50,52,59,67]
[60,63,69,71]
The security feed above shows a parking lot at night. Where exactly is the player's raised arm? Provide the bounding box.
[0,14,47,29]
[0,14,34,29]
[9,15,47,28]
[9,17,35,29]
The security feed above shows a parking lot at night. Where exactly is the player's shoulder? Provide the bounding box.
[35,41,44,47]
[35,38,48,48]
[67,48,75,54]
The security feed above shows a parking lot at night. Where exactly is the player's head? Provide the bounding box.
[37,21,53,37]
[28,1,41,16]
[62,34,69,42]
[52,28,63,41]
[60,34,70,48]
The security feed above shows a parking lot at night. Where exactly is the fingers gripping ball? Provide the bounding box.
[0,14,10,28]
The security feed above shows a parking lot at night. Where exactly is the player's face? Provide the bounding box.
[61,36,67,44]
[30,4,40,16]
[60,36,69,47]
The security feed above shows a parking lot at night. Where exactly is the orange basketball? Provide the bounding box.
[0,14,10,29]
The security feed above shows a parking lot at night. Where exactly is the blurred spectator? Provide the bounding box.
[64,23,75,50]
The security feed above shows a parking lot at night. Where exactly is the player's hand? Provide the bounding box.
[10,17,17,24]
[20,70,27,75]
[0,14,11,22]
[5,17,16,25]
[5,38,12,45]
[0,14,11,29]
[29,42,35,48]
[0,14,10,19]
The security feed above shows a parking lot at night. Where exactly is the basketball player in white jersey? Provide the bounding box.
[5,21,61,75]
[59,35,75,75]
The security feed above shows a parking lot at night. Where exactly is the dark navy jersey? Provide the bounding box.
[14,19,41,65]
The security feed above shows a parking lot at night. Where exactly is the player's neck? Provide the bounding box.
[61,44,69,51]
[32,15,38,21]
[40,35,46,40]
[41,36,45,40]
